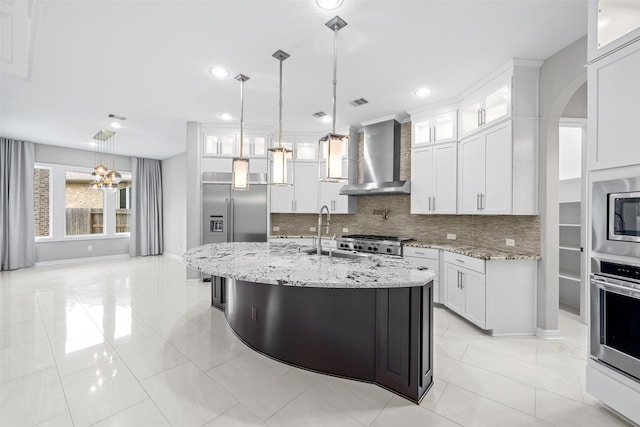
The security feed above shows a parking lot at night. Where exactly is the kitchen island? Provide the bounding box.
[183,241,435,403]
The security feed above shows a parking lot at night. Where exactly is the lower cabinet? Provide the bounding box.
[443,251,537,335]
[444,257,486,328]
[403,247,441,303]
[375,283,433,403]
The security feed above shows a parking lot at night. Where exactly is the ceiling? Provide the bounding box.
[0,0,588,160]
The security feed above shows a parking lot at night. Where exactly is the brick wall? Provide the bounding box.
[34,168,50,237]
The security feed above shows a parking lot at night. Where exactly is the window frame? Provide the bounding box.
[34,162,132,242]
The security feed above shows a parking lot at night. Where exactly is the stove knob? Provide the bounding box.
[386,248,392,253]
[358,245,363,250]
[367,247,372,251]
[374,247,379,251]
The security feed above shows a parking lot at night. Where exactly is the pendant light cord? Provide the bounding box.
[332,24,338,134]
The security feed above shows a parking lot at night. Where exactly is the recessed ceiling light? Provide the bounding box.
[210,67,230,78]
[316,0,343,10]
[321,115,332,123]
[110,122,121,129]
[414,87,432,98]
[219,113,233,121]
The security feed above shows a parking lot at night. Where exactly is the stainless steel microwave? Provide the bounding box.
[593,177,640,258]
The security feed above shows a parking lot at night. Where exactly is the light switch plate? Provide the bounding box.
[342,228,348,233]
[310,227,316,232]
[447,234,456,240]
[272,226,280,232]
[506,239,515,246]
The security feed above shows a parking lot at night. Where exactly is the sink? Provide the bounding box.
[304,248,370,259]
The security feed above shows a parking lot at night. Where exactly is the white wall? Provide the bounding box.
[34,143,132,263]
[161,152,187,257]
[537,36,588,335]
[561,83,588,119]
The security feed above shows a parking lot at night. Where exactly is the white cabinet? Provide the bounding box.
[460,80,510,137]
[411,108,457,146]
[587,40,640,170]
[403,247,441,303]
[458,118,537,215]
[411,143,457,214]
[444,253,487,328]
[588,0,640,63]
[203,130,269,158]
[319,160,356,214]
[458,60,540,139]
[270,162,318,213]
[442,251,537,335]
[459,121,512,214]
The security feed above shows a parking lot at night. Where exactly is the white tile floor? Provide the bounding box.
[0,255,636,427]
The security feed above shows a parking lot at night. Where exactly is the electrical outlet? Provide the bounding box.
[447,234,456,240]
[342,228,348,233]
[310,226,316,232]
[272,226,280,232]
[87,245,92,251]
[506,239,515,247]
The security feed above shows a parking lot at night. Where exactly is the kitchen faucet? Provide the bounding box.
[317,205,331,255]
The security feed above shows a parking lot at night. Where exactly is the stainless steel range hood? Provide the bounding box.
[340,118,410,196]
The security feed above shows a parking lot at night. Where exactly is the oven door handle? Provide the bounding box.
[591,277,640,298]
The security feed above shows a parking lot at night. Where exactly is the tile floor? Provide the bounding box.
[0,255,635,426]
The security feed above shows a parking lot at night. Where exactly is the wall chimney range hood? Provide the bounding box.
[339,118,410,196]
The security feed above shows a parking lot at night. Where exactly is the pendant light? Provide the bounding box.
[88,129,121,192]
[232,74,250,190]
[268,49,293,186]
[319,15,349,183]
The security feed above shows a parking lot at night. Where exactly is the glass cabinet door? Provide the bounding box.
[461,102,481,135]
[484,84,509,125]
[413,119,432,145]
[296,141,317,161]
[433,111,456,143]
[219,135,236,156]
[203,134,236,156]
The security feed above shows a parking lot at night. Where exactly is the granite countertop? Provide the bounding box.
[271,236,540,260]
[404,242,540,260]
[182,242,435,289]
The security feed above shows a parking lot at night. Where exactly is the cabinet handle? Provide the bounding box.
[476,193,481,211]
[455,258,465,263]
[432,196,436,212]
[460,271,464,289]
[331,200,336,211]
[481,108,486,125]
[433,126,437,142]
[477,109,482,127]
[427,196,431,211]
[481,193,485,210]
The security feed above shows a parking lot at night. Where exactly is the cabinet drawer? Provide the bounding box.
[403,247,439,259]
[444,251,485,274]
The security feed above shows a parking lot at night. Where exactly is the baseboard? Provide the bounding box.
[536,327,562,340]
[35,253,130,267]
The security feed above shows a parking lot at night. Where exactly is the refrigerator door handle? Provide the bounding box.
[224,198,230,242]
[230,198,235,242]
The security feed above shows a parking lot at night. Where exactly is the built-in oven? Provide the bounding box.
[593,176,640,258]
[590,257,640,381]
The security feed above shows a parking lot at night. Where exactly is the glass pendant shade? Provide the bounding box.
[106,169,122,184]
[320,132,348,182]
[232,157,250,190]
[269,146,292,186]
[88,181,102,190]
[94,164,108,175]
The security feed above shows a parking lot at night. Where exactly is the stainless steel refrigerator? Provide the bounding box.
[202,172,267,309]
[202,172,268,244]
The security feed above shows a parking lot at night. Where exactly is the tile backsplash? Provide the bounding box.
[271,122,540,256]
[271,195,540,256]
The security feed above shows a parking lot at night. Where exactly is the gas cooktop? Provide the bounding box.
[337,235,414,256]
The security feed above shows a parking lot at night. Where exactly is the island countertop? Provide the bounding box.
[182,241,435,289]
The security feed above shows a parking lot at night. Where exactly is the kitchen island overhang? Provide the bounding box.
[183,242,435,403]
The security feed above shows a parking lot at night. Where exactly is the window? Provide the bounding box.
[34,167,51,238]
[116,174,132,234]
[65,170,104,236]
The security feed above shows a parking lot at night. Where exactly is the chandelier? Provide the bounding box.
[88,129,122,193]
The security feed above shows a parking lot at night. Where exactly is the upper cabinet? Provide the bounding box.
[202,126,269,158]
[458,60,541,139]
[588,0,640,63]
[410,106,457,146]
[411,143,457,214]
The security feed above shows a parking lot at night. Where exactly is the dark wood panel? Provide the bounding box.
[211,276,225,310]
[226,280,377,381]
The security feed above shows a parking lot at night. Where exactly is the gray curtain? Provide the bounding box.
[0,138,35,271]
[130,157,163,256]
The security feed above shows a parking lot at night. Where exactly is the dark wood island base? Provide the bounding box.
[212,277,433,403]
